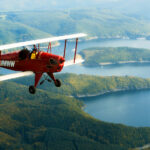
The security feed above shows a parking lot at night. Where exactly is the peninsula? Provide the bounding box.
[80,47,150,67]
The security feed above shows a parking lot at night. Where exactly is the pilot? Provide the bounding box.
[31,48,38,59]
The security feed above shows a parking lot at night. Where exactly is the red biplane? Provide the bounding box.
[0,33,87,94]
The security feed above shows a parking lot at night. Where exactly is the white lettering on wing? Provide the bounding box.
[0,60,15,67]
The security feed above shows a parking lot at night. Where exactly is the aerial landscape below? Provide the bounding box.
[1,0,150,150]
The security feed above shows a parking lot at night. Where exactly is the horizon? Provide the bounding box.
[0,0,149,12]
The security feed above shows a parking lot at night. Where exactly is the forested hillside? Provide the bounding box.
[0,80,150,149]
[12,73,150,97]
[80,47,150,67]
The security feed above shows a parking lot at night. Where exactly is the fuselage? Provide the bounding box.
[0,33,86,94]
[0,50,65,74]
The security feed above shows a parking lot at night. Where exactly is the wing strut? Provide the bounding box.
[38,44,40,52]
[74,38,78,63]
[34,45,37,50]
[47,42,52,53]
[63,40,67,58]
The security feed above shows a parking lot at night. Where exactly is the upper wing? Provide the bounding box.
[0,33,87,50]
[0,59,84,81]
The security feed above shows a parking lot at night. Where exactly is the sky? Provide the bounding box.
[0,0,149,15]
[0,0,127,11]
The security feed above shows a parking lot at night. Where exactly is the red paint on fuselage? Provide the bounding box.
[0,50,65,73]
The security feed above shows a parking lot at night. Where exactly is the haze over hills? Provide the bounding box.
[0,0,150,43]
[0,0,150,15]
[0,19,51,44]
[1,9,150,45]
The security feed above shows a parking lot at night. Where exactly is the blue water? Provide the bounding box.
[62,63,150,78]
[2,38,150,127]
[83,90,150,127]
[61,39,150,127]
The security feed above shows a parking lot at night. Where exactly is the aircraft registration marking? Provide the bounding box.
[0,60,15,67]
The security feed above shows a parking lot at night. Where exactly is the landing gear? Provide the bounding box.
[28,73,61,94]
[54,79,61,87]
[29,85,36,94]
[47,73,61,88]
[28,73,43,94]
[40,75,51,85]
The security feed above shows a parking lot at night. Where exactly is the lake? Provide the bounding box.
[69,62,150,127]
[2,38,150,127]
[83,90,150,127]
[63,38,150,127]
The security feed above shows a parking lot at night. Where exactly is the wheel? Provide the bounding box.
[54,79,61,87]
[29,85,36,94]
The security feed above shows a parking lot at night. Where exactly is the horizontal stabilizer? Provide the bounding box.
[0,33,87,50]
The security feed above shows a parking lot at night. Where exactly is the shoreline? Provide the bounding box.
[74,87,150,99]
[81,60,150,67]
[99,60,150,66]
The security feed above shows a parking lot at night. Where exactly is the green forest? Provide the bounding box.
[80,47,150,67]
[13,73,150,97]
[1,75,150,149]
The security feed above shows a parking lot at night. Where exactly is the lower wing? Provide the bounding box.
[0,59,84,81]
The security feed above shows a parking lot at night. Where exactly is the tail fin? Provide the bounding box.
[0,50,1,60]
